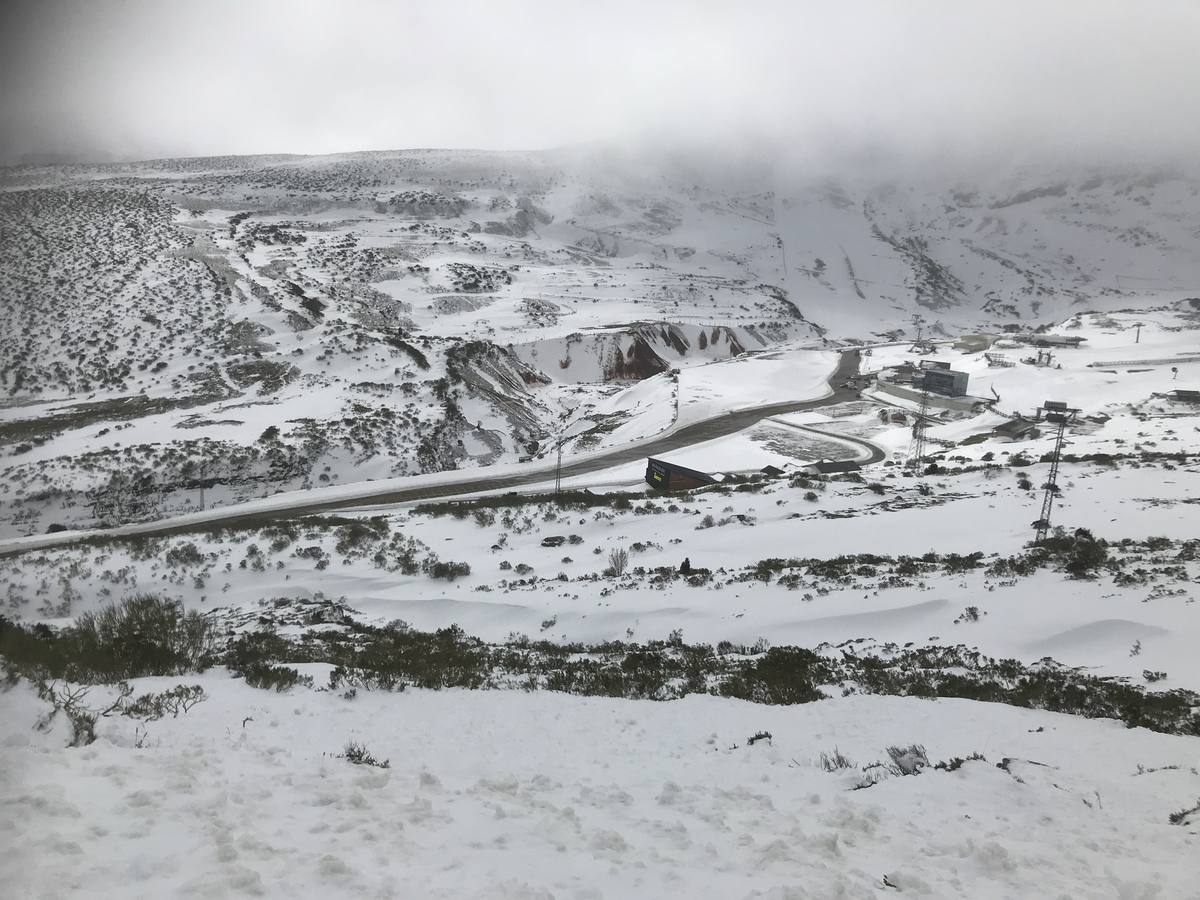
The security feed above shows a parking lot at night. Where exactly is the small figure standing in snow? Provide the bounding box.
[679,557,691,574]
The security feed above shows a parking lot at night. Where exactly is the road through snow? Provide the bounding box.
[0,351,876,555]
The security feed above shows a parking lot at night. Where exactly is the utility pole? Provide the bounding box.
[554,437,564,497]
[1134,322,1143,344]
[1032,400,1080,544]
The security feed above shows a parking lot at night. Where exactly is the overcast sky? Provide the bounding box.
[2,0,1199,167]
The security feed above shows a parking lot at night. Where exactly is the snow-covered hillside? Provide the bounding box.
[3,151,1200,899]
[4,683,1199,899]
[2,149,1199,538]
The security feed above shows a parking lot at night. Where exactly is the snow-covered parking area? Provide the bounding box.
[3,678,1199,899]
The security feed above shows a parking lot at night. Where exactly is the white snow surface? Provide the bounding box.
[5,156,1200,899]
[3,679,1199,900]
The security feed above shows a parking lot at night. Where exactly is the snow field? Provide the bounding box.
[3,458,1196,692]
[3,680,1198,899]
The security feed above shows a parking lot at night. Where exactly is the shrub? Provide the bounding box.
[1169,800,1200,826]
[606,548,629,577]
[329,666,405,692]
[35,681,131,747]
[933,752,986,772]
[34,681,206,746]
[74,595,214,678]
[224,631,298,672]
[423,558,471,580]
[818,747,855,771]
[341,740,390,769]
[0,595,217,683]
[1040,528,1109,578]
[123,684,207,720]
[164,542,205,568]
[719,647,827,705]
[886,744,929,775]
[240,662,313,692]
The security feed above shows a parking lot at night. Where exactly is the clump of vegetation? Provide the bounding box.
[422,557,471,580]
[886,744,929,775]
[605,548,629,577]
[238,662,313,692]
[33,680,206,747]
[933,752,987,772]
[818,747,855,771]
[1037,528,1109,578]
[0,594,214,683]
[340,740,390,769]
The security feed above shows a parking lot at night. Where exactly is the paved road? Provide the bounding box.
[1,350,876,553]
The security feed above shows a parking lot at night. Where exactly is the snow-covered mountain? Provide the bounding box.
[1,149,1198,535]
[4,150,1200,900]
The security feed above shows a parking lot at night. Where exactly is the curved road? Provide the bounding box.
[0,350,881,554]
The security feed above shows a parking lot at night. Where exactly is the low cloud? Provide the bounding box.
[2,0,1198,168]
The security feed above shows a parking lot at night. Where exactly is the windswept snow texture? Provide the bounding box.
[3,684,1199,899]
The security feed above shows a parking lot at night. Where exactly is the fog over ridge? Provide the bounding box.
[1,0,1198,172]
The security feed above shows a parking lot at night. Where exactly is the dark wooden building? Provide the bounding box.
[801,460,862,475]
[645,458,718,491]
[991,417,1040,441]
[1165,389,1200,403]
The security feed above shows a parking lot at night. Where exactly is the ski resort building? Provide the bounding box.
[801,460,862,475]
[953,334,996,352]
[1016,333,1087,348]
[919,366,970,396]
[992,418,1041,441]
[644,458,718,492]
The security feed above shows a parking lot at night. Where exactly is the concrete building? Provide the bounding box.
[920,367,970,396]
[953,334,997,353]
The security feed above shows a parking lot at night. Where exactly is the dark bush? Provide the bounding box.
[71,595,215,679]
[720,647,828,705]
[1,596,214,684]
[240,662,312,692]
[423,558,471,580]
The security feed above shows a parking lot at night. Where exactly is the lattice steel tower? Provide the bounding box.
[905,384,932,472]
[1032,400,1080,543]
